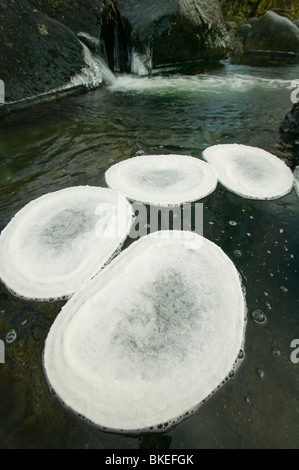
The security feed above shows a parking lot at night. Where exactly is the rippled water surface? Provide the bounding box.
[0,61,298,448]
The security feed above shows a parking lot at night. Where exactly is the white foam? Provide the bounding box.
[0,186,133,301]
[202,144,294,200]
[43,231,246,432]
[131,49,152,76]
[294,166,299,200]
[108,73,292,95]
[105,155,218,206]
[70,44,116,87]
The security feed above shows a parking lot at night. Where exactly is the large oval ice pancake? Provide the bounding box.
[202,144,293,200]
[105,155,218,205]
[0,186,133,301]
[43,231,246,433]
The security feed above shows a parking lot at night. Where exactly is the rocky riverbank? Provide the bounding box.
[0,0,231,109]
[280,102,299,167]
[0,0,299,126]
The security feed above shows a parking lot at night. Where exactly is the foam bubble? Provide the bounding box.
[0,186,133,301]
[43,231,246,433]
[202,144,293,200]
[105,155,218,206]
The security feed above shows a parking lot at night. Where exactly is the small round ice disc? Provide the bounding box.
[0,186,133,301]
[202,144,293,200]
[105,154,217,205]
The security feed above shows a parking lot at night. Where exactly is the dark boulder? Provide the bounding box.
[231,11,299,65]
[235,23,252,41]
[280,102,299,139]
[100,0,229,73]
[28,0,104,37]
[246,10,299,52]
[0,0,88,104]
[280,102,299,168]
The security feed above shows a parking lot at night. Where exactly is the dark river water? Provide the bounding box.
[0,60,298,449]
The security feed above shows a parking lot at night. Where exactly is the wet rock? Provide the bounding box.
[246,11,299,52]
[0,0,86,103]
[281,103,299,139]
[235,23,252,41]
[248,17,260,27]
[28,0,104,37]
[232,11,299,65]
[280,102,299,168]
[102,0,229,72]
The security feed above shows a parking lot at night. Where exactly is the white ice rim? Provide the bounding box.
[105,154,218,206]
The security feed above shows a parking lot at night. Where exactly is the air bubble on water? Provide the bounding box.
[251,309,267,324]
[209,221,214,225]
[238,350,244,360]
[280,229,284,234]
[229,221,237,226]
[264,292,269,297]
[250,216,254,219]
[272,347,281,357]
[234,250,242,258]
[107,159,115,164]
[267,250,271,254]
[229,370,235,379]
[6,329,17,344]
[247,233,251,237]
[21,320,27,326]
[280,286,288,293]
[264,301,272,310]
[257,369,265,378]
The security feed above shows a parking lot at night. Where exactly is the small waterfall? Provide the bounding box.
[74,42,116,87]
[113,27,121,73]
[131,47,153,76]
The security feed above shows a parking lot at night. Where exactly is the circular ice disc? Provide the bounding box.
[0,186,133,301]
[44,231,246,433]
[202,144,294,200]
[105,155,218,205]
